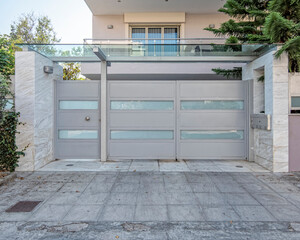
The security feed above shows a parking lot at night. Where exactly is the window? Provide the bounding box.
[110,100,174,110]
[181,100,244,110]
[111,130,174,140]
[130,26,179,56]
[181,130,244,140]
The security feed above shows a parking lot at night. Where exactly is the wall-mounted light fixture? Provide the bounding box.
[43,66,53,74]
[209,24,215,28]
[107,25,114,29]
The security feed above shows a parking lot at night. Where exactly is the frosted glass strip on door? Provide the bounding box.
[110,100,174,110]
[181,130,244,140]
[111,130,174,140]
[59,101,98,110]
[59,130,98,139]
[181,100,244,110]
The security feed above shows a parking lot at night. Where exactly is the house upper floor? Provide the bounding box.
[84,0,230,40]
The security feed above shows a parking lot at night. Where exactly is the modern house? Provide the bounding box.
[14,0,300,172]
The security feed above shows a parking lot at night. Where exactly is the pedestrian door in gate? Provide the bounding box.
[55,80,100,159]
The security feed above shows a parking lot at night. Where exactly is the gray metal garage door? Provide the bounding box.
[108,81,176,159]
[108,80,248,160]
[55,80,100,159]
[177,81,248,159]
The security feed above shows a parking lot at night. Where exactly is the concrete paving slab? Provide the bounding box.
[223,193,260,206]
[203,206,241,221]
[190,182,219,193]
[129,160,159,172]
[140,182,165,192]
[185,172,212,183]
[29,204,73,221]
[135,205,168,221]
[166,192,198,205]
[75,192,109,205]
[252,193,290,205]
[111,183,140,193]
[58,182,90,193]
[165,183,193,193]
[264,205,300,221]
[159,161,190,172]
[100,204,135,221]
[63,204,103,221]
[137,192,167,205]
[106,193,138,205]
[215,182,247,193]
[168,205,205,221]
[233,205,276,221]
[195,193,228,206]
[44,192,81,205]
[84,181,114,193]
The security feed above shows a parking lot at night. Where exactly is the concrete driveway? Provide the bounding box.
[1,167,300,239]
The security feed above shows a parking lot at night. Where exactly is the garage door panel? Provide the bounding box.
[57,111,99,128]
[110,112,175,128]
[109,142,175,158]
[109,81,175,98]
[57,81,99,99]
[56,141,99,159]
[177,80,247,160]
[179,142,245,159]
[179,112,245,128]
[179,82,244,99]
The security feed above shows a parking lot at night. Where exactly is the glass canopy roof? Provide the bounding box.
[18,39,277,63]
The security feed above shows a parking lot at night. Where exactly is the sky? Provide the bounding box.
[0,0,92,43]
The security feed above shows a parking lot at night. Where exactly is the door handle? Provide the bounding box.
[85,116,90,121]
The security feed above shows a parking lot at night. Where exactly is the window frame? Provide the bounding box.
[129,25,180,41]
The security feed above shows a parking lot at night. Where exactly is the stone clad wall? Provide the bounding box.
[15,51,63,171]
[243,50,289,172]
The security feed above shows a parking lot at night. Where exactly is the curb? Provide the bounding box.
[0,172,17,187]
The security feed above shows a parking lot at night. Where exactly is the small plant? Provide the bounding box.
[0,74,27,172]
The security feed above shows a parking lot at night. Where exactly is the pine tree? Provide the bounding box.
[205,0,270,43]
[205,0,300,75]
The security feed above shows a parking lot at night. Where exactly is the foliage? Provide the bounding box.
[205,0,270,43]
[10,12,60,44]
[0,74,26,172]
[205,0,300,77]
[0,35,15,77]
[212,67,242,79]
[62,63,86,80]
[263,3,300,72]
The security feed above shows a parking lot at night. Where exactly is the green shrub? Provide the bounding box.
[0,74,26,172]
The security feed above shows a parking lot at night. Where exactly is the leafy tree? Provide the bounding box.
[0,35,15,77]
[62,63,86,80]
[10,12,60,44]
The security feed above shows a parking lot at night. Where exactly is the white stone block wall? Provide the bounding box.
[243,50,289,172]
[15,51,63,171]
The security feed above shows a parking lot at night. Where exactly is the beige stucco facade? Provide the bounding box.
[92,13,229,39]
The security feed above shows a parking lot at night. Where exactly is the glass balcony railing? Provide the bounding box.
[17,39,277,62]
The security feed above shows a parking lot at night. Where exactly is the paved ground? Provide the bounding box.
[1,161,300,239]
[39,159,269,172]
